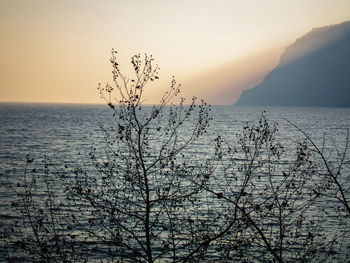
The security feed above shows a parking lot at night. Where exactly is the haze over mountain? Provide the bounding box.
[235,21,350,107]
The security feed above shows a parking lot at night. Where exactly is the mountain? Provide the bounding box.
[235,21,350,107]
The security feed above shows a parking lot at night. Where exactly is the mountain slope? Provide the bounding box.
[235,21,350,107]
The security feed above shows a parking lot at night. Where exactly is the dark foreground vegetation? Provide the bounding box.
[2,51,349,262]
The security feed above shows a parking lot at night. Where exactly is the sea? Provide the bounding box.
[0,103,350,261]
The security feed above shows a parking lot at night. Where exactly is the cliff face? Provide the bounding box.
[236,21,350,107]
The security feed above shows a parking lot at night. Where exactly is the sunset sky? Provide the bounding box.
[1,0,349,105]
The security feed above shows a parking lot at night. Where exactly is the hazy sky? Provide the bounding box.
[1,0,349,104]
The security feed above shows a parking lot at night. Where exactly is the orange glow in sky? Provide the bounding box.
[0,0,349,105]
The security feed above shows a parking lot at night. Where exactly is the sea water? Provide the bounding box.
[1,103,350,261]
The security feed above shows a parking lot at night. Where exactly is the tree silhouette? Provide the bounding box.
[7,51,236,262]
[3,51,350,262]
[286,121,350,262]
[211,113,342,262]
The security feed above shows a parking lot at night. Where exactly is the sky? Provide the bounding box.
[0,0,349,105]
